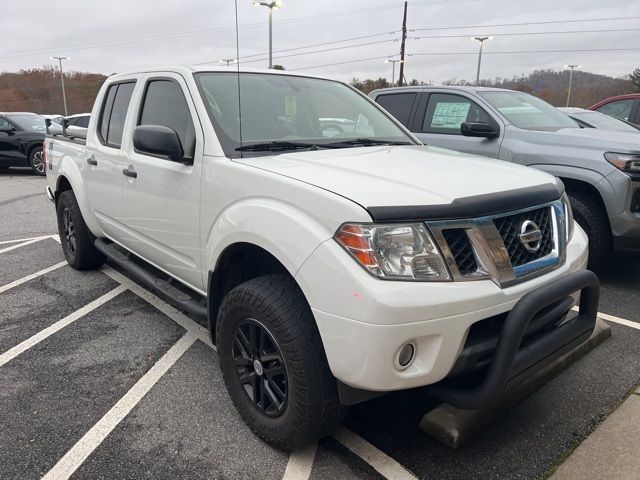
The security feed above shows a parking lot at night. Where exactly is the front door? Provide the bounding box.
[85,81,136,242]
[413,92,503,158]
[121,74,204,291]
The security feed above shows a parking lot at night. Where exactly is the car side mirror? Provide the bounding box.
[0,126,16,135]
[133,125,184,161]
[460,121,499,139]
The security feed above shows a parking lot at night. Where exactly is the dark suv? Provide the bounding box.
[0,112,49,175]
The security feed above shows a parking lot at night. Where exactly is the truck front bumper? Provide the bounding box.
[296,224,591,393]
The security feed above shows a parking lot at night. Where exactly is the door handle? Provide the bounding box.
[122,167,137,178]
[87,155,97,166]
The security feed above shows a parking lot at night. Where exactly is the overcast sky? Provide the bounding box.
[1,0,638,83]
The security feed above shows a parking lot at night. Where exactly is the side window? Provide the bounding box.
[0,117,11,128]
[138,80,196,159]
[595,99,635,121]
[98,82,135,147]
[375,93,416,127]
[421,93,493,134]
[79,116,90,128]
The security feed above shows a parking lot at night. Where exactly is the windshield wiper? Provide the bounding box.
[236,141,335,152]
[324,138,412,148]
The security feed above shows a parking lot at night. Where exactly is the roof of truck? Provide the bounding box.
[108,65,332,81]
[369,85,521,97]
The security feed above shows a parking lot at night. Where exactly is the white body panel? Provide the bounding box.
[46,66,590,393]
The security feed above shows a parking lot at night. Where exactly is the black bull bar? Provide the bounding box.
[427,269,600,410]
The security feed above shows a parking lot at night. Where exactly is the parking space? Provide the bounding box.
[1,174,639,480]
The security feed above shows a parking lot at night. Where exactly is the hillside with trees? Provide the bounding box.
[0,67,107,115]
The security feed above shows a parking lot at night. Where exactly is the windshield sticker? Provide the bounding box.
[285,96,297,116]
[431,102,471,129]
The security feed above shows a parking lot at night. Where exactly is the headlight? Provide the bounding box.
[335,223,451,281]
[561,193,574,242]
[604,152,640,174]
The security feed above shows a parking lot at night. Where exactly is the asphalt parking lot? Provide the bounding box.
[1,170,639,480]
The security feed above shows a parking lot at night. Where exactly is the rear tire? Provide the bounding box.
[29,146,45,176]
[568,190,612,270]
[216,274,346,451]
[56,190,105,270]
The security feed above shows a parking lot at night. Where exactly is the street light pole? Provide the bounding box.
[472,36,493,86]
[51,56,70,116]
[219,58,238,66]
[564,64,581,107]
[385,58,403,86]
[253,1,283,69]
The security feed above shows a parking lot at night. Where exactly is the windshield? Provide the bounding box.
[194,72,414,156]
[479,91,578,131]
[572,111,639,132]
[9,115,47,132]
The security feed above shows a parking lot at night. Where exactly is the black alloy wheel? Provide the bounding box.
[62,207,77,255]
[233,318,288,417]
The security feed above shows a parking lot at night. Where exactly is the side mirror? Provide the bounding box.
[0,126,16,135]
[460,121,499,139]
[133,125,184,160]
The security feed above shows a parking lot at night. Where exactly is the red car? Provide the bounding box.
[589,93,640,126]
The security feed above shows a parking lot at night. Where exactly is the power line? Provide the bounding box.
[411,16,640,32]
[409,27,640,40]
[293,55,394,71]
[408,47,640,56]
[193,30,400,65]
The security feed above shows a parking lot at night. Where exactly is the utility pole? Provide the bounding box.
[50,56,69,116]
[472,37,493,86]
[398,0,407,87]
[385,58,403,86]
[219,58,238,66]
[564,64,581,107]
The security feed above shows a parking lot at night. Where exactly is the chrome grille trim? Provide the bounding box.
[426,200,566,287]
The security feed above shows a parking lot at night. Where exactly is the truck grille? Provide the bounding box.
[429,200,564,286]
[493,206,554,267]
[442,229,477,276]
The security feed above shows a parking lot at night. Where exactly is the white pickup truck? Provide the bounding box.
[44,66,599,450]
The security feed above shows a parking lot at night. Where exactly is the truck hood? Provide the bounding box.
[236,145,558,210]
[517,126,640,153]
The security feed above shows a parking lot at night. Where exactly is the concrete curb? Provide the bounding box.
[419,318,612,449]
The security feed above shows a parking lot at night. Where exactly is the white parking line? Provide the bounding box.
[0,237,50,254]
[572,307,640,331]
[0,235,53,245]
[332,426,418,480]
[0,261,67,294]
[282,444,318,480]
[0,285,126,367]
[41,331,198,480]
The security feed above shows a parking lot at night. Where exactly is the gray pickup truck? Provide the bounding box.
[370,86,640,267]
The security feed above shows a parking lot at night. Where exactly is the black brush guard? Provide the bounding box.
[427,269,600,410]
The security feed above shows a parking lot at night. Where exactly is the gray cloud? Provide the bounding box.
[1,0,638,82]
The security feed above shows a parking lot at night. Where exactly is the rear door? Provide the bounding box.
[85,80,136,241]
[120,73,204,291]
[373,92,420,129]
[412,92,503,158]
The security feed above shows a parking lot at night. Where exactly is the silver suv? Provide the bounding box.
[370,86,640,266]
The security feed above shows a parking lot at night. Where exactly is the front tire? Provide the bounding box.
[29,146,45,176]
[56,190,105,270]
[568,190,612,270]
[216,274,346,451]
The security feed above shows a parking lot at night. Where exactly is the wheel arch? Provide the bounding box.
[207,242,303,344]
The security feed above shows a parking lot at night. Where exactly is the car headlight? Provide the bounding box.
[561,193,574,242]
[335,223,451,281]
[604,152,640,174]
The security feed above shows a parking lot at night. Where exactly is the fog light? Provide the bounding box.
[395,342,415,370]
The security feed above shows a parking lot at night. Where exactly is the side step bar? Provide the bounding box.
[95,238,207,318]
